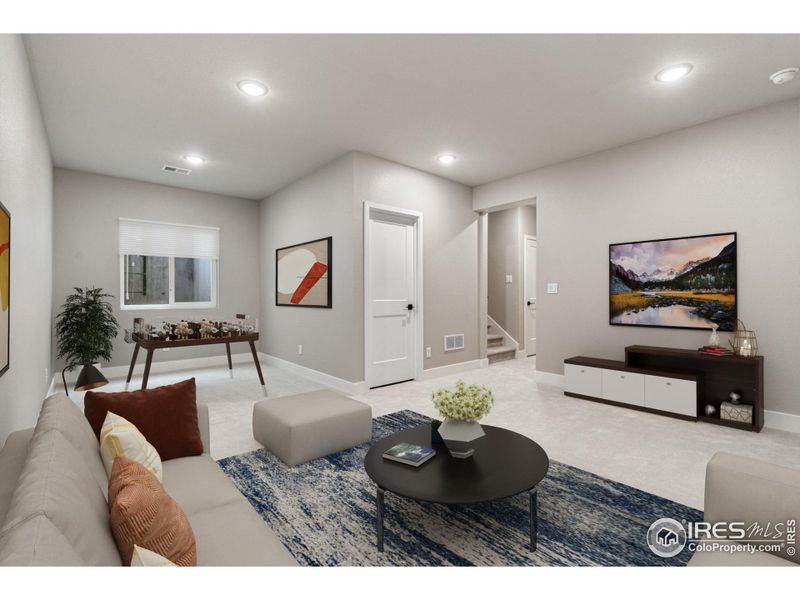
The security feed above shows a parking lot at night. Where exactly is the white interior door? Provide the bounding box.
[524,237,537,356]
[367,211,417,387]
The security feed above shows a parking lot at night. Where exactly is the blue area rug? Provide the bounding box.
[217,410,701,566]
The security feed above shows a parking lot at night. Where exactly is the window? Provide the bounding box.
[119,219,219,310]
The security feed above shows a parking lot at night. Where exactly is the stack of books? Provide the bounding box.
[698,345,734,356]
[382,443,436,467]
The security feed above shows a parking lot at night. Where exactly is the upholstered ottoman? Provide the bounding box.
[252,390,372,467]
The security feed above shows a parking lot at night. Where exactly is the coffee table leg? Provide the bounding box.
[529,486,538,552]
[376,486,385,552]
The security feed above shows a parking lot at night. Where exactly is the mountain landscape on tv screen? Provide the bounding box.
[609,234,736,331]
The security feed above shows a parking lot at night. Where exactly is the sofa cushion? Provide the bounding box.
[161,455,244,516]
[0,514,85,566]
[188,500,297,566]
[34,393,109,496]
[0,428,120,565]
[0,428,33,525]
[108,456,196,566]
[84,378,203,460]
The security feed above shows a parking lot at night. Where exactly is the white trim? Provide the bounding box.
[764,410,800,434]
[522,234,537,357]
[534,370,565,387]
[51,352,254,391]
[260,353,368,396]
[363,201,424,388]
[419,358,488,381]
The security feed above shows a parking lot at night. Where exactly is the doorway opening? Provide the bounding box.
[364,203,424,389]
[481,201,536,364]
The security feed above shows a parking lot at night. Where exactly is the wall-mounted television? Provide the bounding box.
[609,232,736,331]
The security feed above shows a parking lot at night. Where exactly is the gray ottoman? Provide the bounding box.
[253,389,372,467]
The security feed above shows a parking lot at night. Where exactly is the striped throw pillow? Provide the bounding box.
[108,456,196,566]
[100,412,163,482]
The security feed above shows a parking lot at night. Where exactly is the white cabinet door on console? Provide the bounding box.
[645,375,696,417]
[564,364,602,398]
[601,370,645,407]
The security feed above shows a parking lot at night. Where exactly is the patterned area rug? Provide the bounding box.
[217,410,701,566]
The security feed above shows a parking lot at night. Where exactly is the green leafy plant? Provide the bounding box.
[432,380,494,422]
[55,287,119,369]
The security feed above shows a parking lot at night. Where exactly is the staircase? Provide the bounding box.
[487,332,516,364]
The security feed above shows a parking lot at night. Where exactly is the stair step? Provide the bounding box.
[487,334,504,347]
[487,345,516,364]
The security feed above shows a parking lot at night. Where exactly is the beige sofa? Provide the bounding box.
[0,393,297,566]
[689,452,799,567]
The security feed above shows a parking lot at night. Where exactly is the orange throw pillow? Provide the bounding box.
[108,456,197,566]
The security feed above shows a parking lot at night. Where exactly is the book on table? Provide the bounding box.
[382,442,436,467]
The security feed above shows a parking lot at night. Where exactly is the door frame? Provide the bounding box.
[523,234,537,357]
[363,202,424,388]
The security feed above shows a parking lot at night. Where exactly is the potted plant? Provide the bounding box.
[55,287,119,394]
[432,380,494,458]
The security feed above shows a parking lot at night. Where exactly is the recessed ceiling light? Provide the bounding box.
[183,155,206,165]
[769,67,798,85]
[655,64,693,83]
[237,80,269,97]
[437,154,457,165]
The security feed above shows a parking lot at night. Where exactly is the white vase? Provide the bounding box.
[438,419,485,459]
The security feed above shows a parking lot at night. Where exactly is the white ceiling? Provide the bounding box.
[24,34,800,200]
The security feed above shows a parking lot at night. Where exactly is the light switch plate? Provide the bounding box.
[547,283,559,294]
[425,347,432,359]
[505,275,513,284]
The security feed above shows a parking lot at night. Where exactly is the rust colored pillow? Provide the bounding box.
[84,378,203,460]
[108,455,197,566]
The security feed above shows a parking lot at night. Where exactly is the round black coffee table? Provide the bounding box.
[364,424,549,552]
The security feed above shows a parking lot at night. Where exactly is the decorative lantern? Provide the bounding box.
[730,320,758,357]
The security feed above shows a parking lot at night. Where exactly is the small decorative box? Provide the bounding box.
[721,401,753,424]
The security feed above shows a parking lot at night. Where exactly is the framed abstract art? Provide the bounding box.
[275,236,332,308]
[0,201,9,377]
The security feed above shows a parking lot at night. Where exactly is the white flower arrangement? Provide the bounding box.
[432,380,494,422]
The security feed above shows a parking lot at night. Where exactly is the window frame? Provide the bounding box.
[120,254,218,311]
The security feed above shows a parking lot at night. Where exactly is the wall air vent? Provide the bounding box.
[162,164,192,175]
[444,334,465,352]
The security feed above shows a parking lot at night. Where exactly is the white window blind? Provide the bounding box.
[119,218,219,259]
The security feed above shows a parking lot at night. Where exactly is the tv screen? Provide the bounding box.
[609,232,736,331]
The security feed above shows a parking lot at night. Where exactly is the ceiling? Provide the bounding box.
[24,34,800,200]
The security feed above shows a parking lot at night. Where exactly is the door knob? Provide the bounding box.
[407,304,414,310]
[527,301,532,306]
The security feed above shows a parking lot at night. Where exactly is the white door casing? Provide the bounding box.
[364,203,423,388]
[524,236,537,356]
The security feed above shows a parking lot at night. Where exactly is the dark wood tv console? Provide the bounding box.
[564,345,763,432]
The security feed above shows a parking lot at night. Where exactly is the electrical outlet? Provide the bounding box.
[298,344,303,355]
[425,347,432,359]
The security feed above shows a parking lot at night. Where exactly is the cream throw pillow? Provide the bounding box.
[131,545,177,567]
[100,412,163,482]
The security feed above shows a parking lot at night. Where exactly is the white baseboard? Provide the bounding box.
[259,353,368,396]
[764,410,800,434]
[421,358,488,381]
[515,350,527,359]
[534,370,565,387]
[51,352,254,393]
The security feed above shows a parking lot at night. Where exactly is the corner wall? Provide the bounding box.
[473,99,800,416]
[52,169,261,370]
[0,35,54,444]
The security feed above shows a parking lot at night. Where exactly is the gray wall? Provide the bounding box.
[487,205,536,345]
[259,151,478,383]
[0,35,53,445]
[259,154,361,382]
[474,99,800,416]
[353,152,479,372]
[53,169,261,369]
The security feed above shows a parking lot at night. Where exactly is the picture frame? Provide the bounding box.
[0,200,10,377]
[275,236,332,308]
[609,231,737,332]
